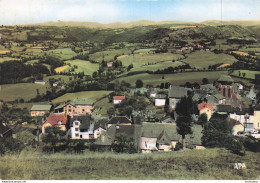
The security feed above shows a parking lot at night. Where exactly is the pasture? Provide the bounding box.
[89,48,132,62]
[231,70,260,80]
[51,90,113,104]
[0,148,259,180]
[117,53,184,68]
[0,57,20,63]
[94,97,113,116]
[44,48,77,60]
[182,50,237,69]
[0,83,49,102]
[115,71,229,86]
[64,59,99,75]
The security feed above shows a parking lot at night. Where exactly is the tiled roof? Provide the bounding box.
[31,104,52,111]
[107,116,132,125]
[213,93,225,100]
[217,75,234,82]
[199,103,214,111]
[157,130,172,145]
[113,96,126,101]
[155,94,167,99]
[168,86,191,98]
[44,113,67,126]
[217,104,236,113]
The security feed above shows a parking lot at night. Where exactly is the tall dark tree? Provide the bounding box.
[176,115,192,150]
[202,78,209,84]
[135,79,143,88]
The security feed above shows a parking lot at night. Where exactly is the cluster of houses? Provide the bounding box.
[1,75,260,152]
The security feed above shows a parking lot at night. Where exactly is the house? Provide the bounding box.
[232,122,244,135]
[147,88,158,98]
[216,104,236,115]
[0,123,12,139]
[30,104,52,117]
[193,89,208,102]
[113,96,126,104]
[229,111,254,131]
[130,88,148,96]
[168,86,191,110]
[42,113,68,134]
[198,103,214,120]
[155,94,167,106]
[217,75,238,99]
[207,93,226,106]
[34,80,46,85]
[53,82,59,87]
[70,114,107,140]
[107,116,132,128]
[54,98,94,115]
[107,62,113,67]
[200,84,217,95]
[253,105,260,130]
[139,123,204,153]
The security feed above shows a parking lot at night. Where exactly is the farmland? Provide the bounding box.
[231,70,260,80]
[116,71,229,86]
[51,90,113,104]
[182,50,238,69]
[55,65,70,73]
[117,52,184,68]
[64,59,99,75]
[0,83,49,102]
[89,48,132,62]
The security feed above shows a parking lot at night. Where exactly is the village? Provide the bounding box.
[1,74,259,154]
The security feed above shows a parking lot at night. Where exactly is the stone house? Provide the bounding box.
[30,104,52,117]
[42,113,68,134]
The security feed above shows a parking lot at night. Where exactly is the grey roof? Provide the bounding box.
[155,94,167,99]
[217,75,234,82]
[69,114,91,130]
[31,104,52,111]
[157,130,172,145]
[213,93,225,100]
[107,116,132,125]
[95,125,116,146]
[217,104,236,113]
[168,86,191,98]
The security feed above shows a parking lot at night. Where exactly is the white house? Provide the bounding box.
[113,96,126,104]
[155,94,167,106]
[34,80,46,85]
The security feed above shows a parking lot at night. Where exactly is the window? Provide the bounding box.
[75,122,79,126]
[75,133,79,137]
[258,123,259,127]
[69,109,71,112]
[228,88,231,98]
[75,128,79,131]
[223,88,226,97]
[69,106,71,108]
[82,109,85,112]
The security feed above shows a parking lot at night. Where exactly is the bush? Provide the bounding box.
[111,135,137,153]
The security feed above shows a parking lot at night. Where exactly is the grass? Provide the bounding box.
[0,83,49,102]
[51,91,113,104]
[231,70,260,80]
[118,53,184,68]
[182,50,238,69]
[116,71,229,86]
[44,48,77,60]
[0,57,20,63]
[94,97,113,116]
[89,48,132,62]
[64,59,99,75]
[0,148,259,180]
[134,48,156,54]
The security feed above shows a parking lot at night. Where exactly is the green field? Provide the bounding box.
[44,75,73,84]
[182,50,238,69]
[89,48,132,62]
[231,70,260,80]
[134,48,156,54]
[116,71,229,86]
[0,57,20,63]
[118,53,184,68]
[64,59,99,75]
[45,48,77,60]
[0,83,49,102]
[94,97,113,116]
[51,90,113,104]
[0,148,259,180]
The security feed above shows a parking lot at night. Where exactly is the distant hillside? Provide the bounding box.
[28,19,260,29]
[201,20,260,26]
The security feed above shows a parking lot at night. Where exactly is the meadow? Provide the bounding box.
[116,71,229,86]
[0,57,20,63]
[231,70,260,80]
[51,91,113,104]
[0,148,259,180]
[0,83,49,102]
[89,48,132,62]
[117,52,184,68]
[182,50,238,69]
[64,59,99,75]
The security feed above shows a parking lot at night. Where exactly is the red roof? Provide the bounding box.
[43,113,67,126]
[199,103,214,111]
[113,96,126,101]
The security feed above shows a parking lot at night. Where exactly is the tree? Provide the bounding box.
[111,134,137,153]
[202,78,209,84]
[197,113,208,127]
[176,115,192,150]
[135,79,143,88]
[42,127,66,152]
[16,131,35,145]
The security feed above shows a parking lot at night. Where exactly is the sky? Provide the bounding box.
[0,0,259,25]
